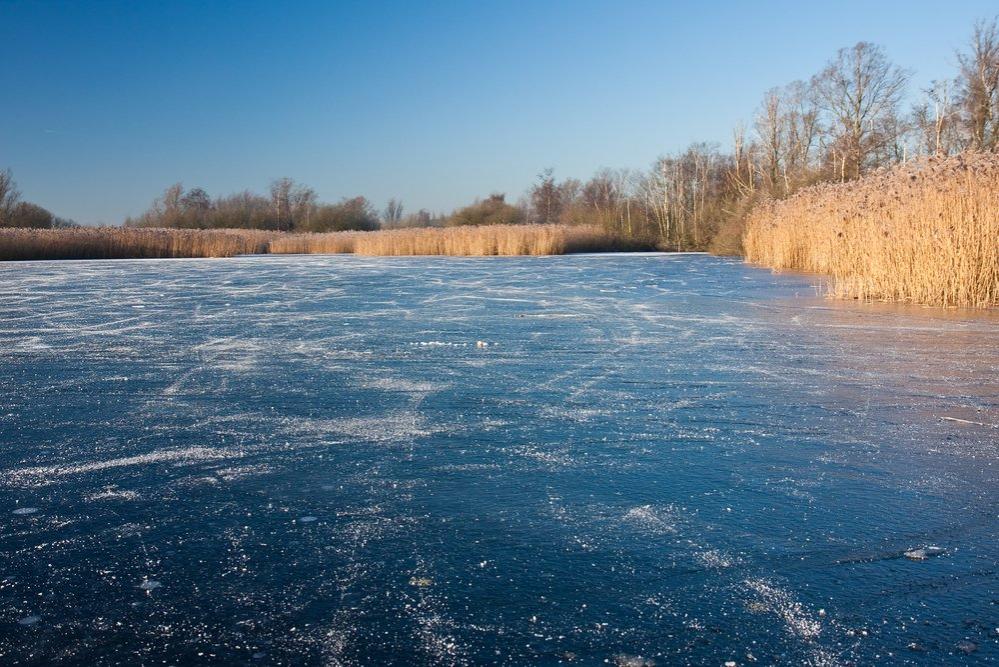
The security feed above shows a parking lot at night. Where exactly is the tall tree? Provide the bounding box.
[530,168,563,225]
[812,42,910,179]
[290,184,317,228]
[180,187,211,214]
[755,89,786,195]
[383,198,404,227]
[0,169,21,224]
[957,18,999,151]
[912,80,960,156]
[270,178,294,230]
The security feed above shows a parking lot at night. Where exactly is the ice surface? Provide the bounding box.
[0,254,996,665]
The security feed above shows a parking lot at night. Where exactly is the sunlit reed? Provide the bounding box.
[743,152,999,308]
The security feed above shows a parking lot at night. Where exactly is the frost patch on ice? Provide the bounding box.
[434,463,502,472]
[14,337,50,351]
[613,655,657,667]
[193,337,264,373]
[87,487,140,501]
[214,464,273,482]
[281,413,440,443]
[510,444,574,467]
[363,377,449,393]
[622,505,679,535]
[410,341,470,348]
[743,577,823,640]
[406,568,468,666]
[539,405,608,423]
[6,446,240,487]
[695,549,740,569]
[904,545,946,560]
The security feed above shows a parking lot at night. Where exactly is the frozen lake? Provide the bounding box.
[1,253,996,665]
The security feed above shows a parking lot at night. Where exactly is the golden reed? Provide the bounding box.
[0,227,276,261]
[0,224,644,261]
[744,153,999,308]
[269,225,640,256]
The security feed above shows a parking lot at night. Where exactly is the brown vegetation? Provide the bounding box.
[124,180,380,233]
[0,227,276,261]
[343,225,647,256]
[4,15,998,289]
[744,153,999,308]
[267,231,359,255]
[0,225,651,262]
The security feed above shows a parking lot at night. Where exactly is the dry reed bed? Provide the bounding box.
[0,224,648,261]
[744,153,999,308]
[0,227,277,261]
[273,225,646,256]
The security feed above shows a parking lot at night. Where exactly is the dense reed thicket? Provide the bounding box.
[0,228,277,261]
[344,225,646,256]
[270,224,650,257]
[0,225,648,261]
[744,153,999,308]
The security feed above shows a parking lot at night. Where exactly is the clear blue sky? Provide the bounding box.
[1,0,996,225]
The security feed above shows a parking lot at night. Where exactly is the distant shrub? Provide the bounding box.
[303,197,380,232]
[447,194,526,227]
[2,202,55,229]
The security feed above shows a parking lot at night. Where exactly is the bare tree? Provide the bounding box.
[152,183,185,227]
[729,123,757,197]
[957,18,999,151]
[783,80,821,179]
[530,168,563,225]
[812,42,910,179]
[181,187,211,214]
[0,169,21,224]
[290,184,317,228]
[383,198,404,227]
[270,178,294,230]
[755,89,785,195]
[912,80,961,156]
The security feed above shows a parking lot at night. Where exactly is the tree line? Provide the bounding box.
[522,17,999,252]
[0,169,77,229]
[124,179,380,232]
[122,180,526,232]
[5,17,997,248]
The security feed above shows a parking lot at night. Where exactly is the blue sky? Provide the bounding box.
[1,0,996,224]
